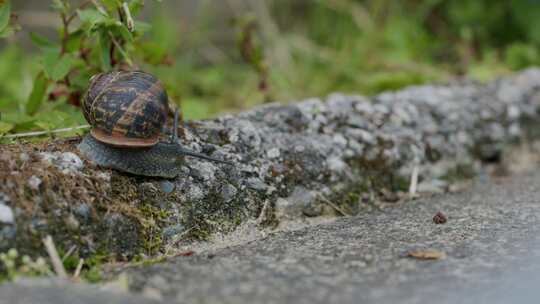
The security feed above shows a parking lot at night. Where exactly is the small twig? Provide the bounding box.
[409,164,420,198]
[318,195,351,216]
[60,12,69,54]
[66,0,92,24]
[61,245,77,262]
[43,235,68,279]
[2,125,90,139]
[108,32,133,66]
[73,258,84,279]
[162,227,195,256]
[256,199,271,225]
[122,2,135,32]
[171,227,194,246]
[91,0,108,15]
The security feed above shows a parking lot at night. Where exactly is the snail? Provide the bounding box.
[77,70,231,178]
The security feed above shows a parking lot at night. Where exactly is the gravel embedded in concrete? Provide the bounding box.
[121,170,540,304]
[3,171,540,303]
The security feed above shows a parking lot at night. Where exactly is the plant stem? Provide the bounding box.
[2,125,90,139]
[66,0,92,24]
[60,11,72,86]
[60,12,68,54]
[109,31,133,67]
[122,2,135,32]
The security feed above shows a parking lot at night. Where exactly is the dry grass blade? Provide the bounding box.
[256,199,271,225]
[73,258,84,279]
[409,164,419,198]
[42,235,68,279]
[2,125,90,139]
[61,245,77,262]
[318,195,351,216]
[407,249,446,260]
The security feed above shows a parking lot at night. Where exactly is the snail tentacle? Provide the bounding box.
[169,107,232,165]
[175,144,233,165]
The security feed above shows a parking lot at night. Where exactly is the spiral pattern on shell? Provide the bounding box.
[82,71,169,147]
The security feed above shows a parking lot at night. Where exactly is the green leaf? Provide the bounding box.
[65,29,84,52]
[108,22,134,42]
[0,26,13,38]
[51,0,68,14]
[1,111,36,129]
[0,121,14,135]
[70,70,94,91]
[101,0,121,12]
[0,0,11,33]
[134,21,151,35]
[504,43,539,70]
[42,49,60,77]
[34,120,55,131]
[26,72,49,116]
[29,32,56,49]
[98,31,111,69]
[42,50,77,81]
[129,0,145,17]
[52,55,77,81]
[77,9,108,29]
[182,97,212,120]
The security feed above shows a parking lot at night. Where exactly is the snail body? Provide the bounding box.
[78,70,231,178]
[79,135,185,178]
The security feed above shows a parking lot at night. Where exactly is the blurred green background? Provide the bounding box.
[1,0,540,138]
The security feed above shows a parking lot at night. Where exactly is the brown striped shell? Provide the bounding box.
[82,71,169,147]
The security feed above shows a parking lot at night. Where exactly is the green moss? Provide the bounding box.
[442,163,476,182]
[143,235,163,256]
[84,266,103,283]
[179,184,251,241]
[188,224,212,241]
[138,203,172,255]
[140,256,167,267]
[80,252,109,283]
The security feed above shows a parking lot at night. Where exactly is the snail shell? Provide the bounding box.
[82,71,169,147]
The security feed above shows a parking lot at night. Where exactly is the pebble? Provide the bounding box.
[0,192,9,205]
[332,134,348,147]
[267,148,281,159]
[65,213,80,231]
[0,226,16,240]
[40,152,84,173]
[433,212,448,224]
[185,185,205,201]
[275,187,322,219]
[28,175,42,191]
[220,184,238,203]
[159,181,176,194]
[326,157,347,173]
[162,224,185,240]
[190,162,216,181]
[0,204,14,224]
[245,177,268,191]
[19,153,30,162]
[59,152,84,171]
[95,172,111,181]
[73,203,91,222]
